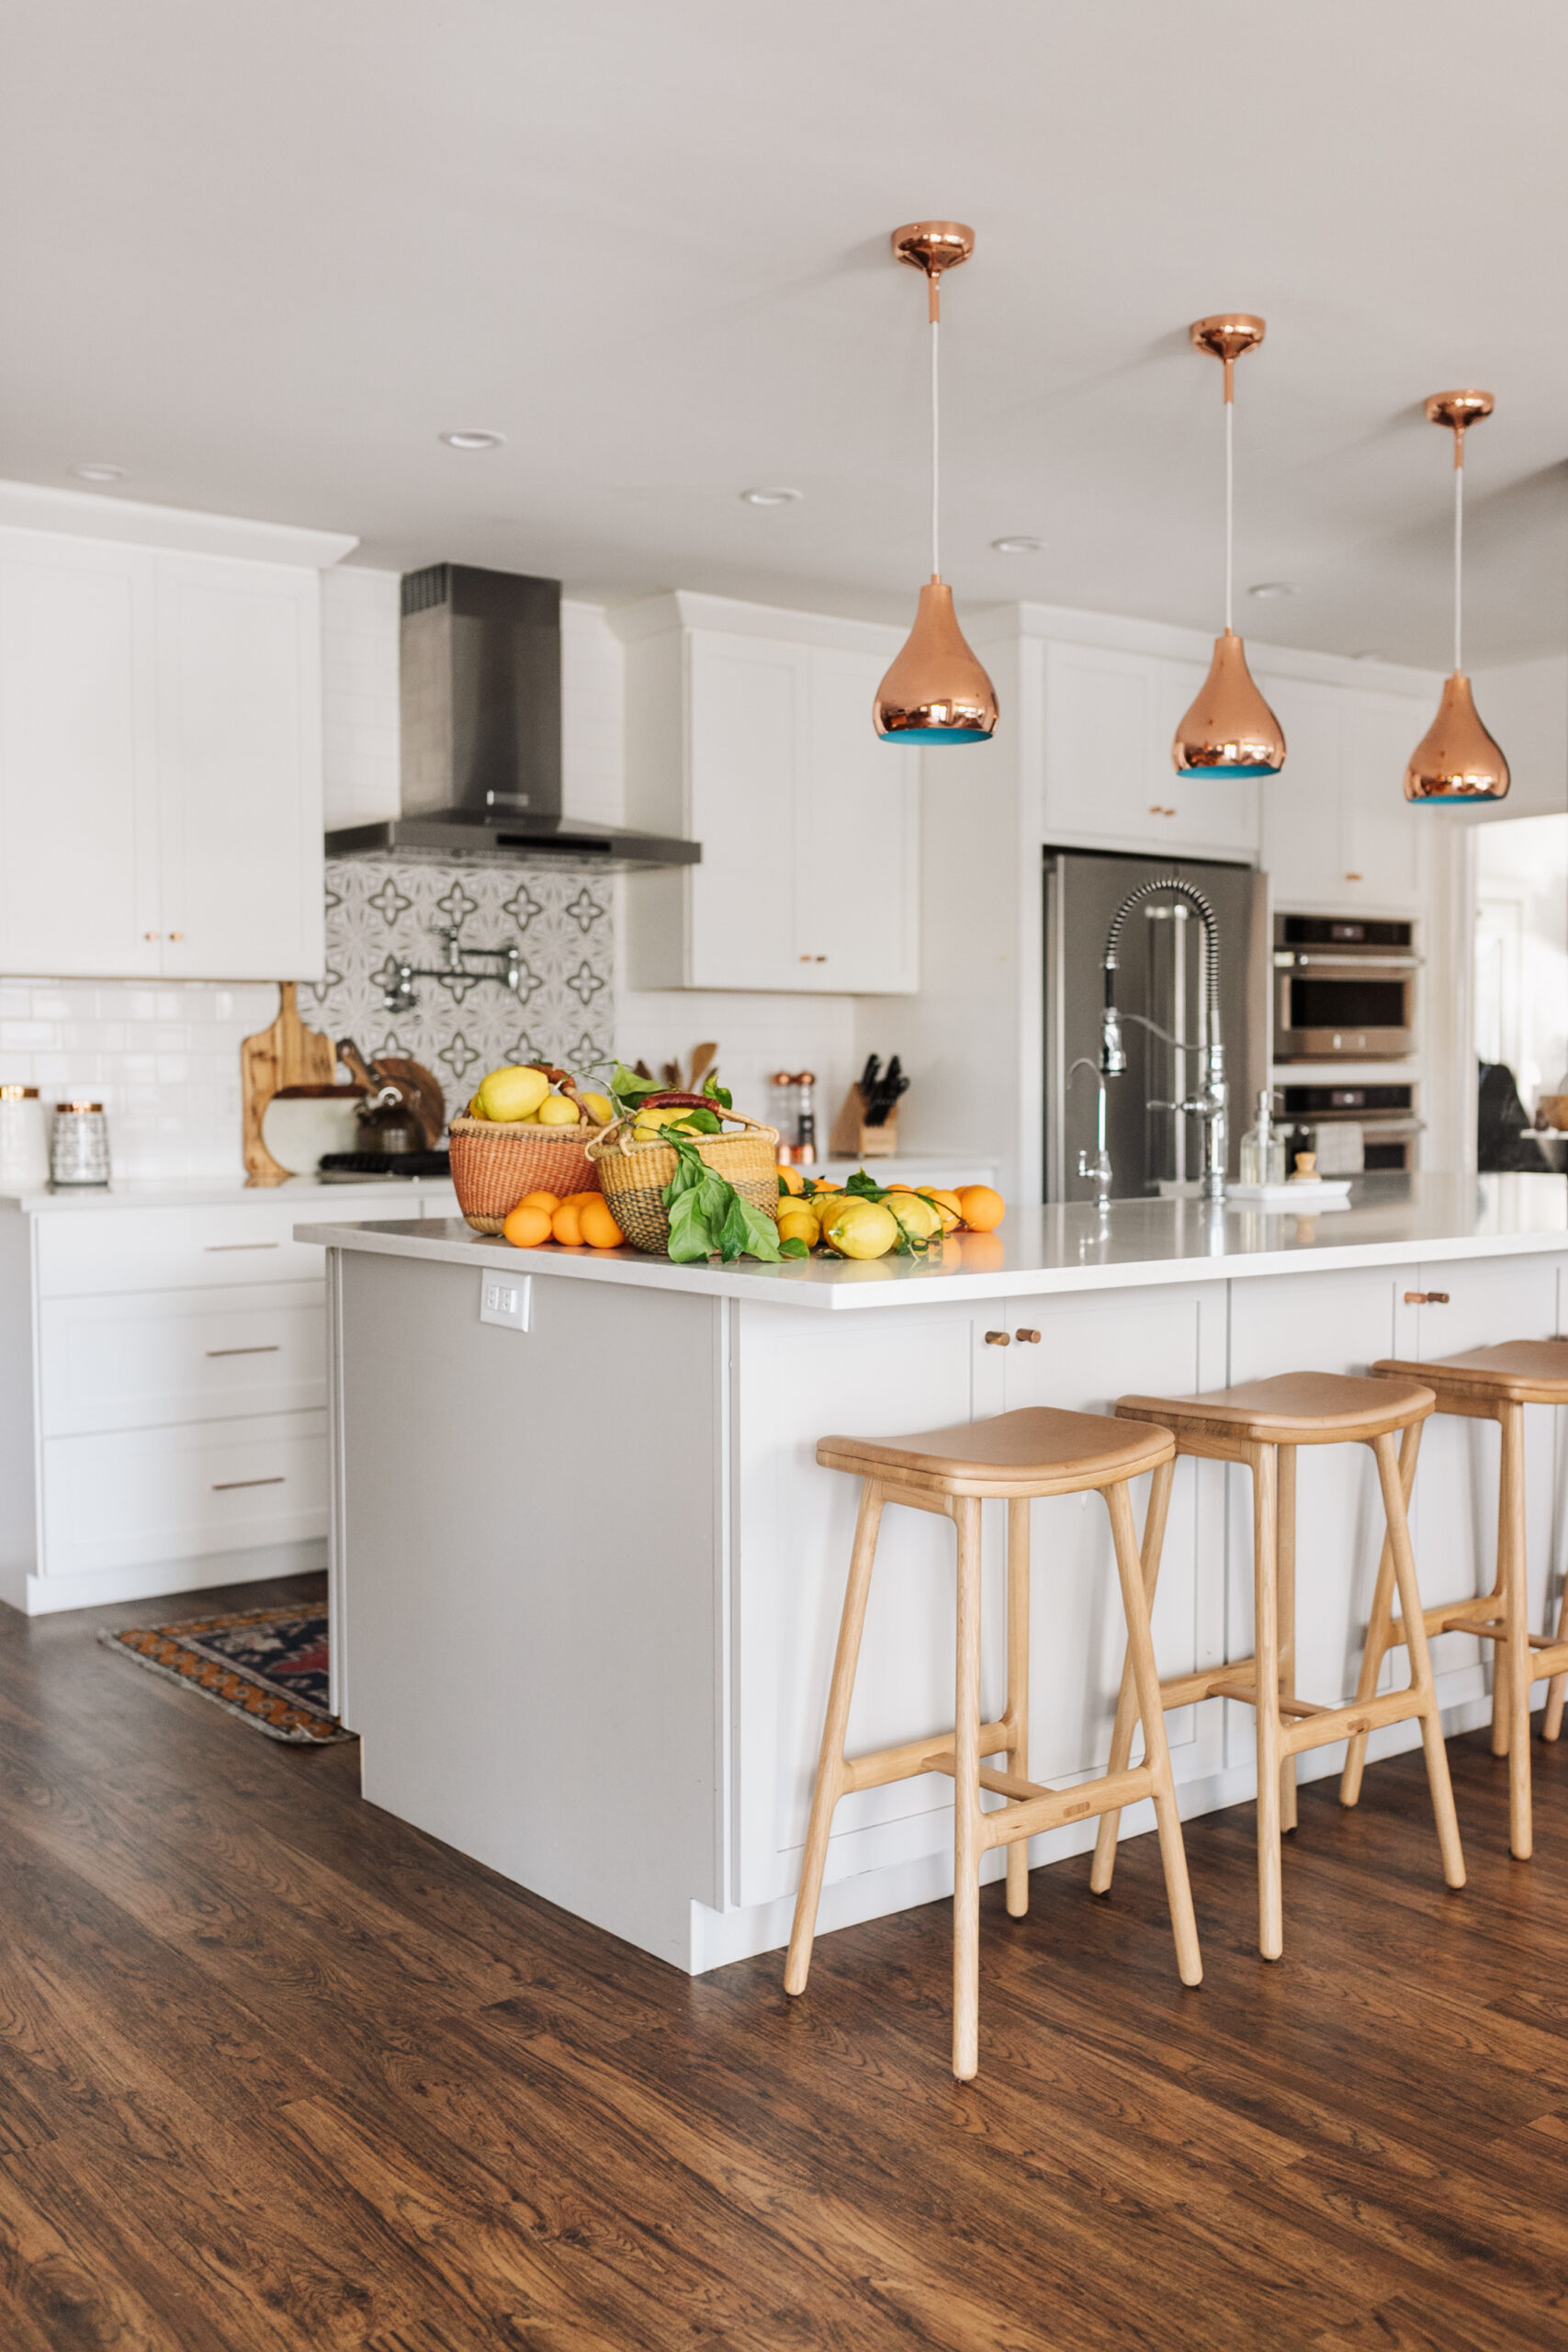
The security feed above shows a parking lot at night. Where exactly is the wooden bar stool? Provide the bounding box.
[784,1407,1202,2081]
[1091,1373,1465,1960]
[1348,1342,1568,1860]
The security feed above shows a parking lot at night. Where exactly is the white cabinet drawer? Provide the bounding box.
[36,1203,329,1297]
[39,1282,324,1436]
[39,1411,326,1577]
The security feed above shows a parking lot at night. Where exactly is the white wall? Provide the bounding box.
[1469,656,1568,826]
[1475,813,1568,1114]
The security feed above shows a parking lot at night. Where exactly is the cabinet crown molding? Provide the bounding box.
[609,588,904,656]
[0,481,357,571]
[968,597,1442,699]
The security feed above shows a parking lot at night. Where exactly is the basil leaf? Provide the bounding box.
[667,1188,715,1261]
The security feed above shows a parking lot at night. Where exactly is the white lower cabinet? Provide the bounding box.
[42,1415,328,1579]
[4,1185,454,1613]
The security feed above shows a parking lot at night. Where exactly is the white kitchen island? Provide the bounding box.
[300,1174,1568,1974]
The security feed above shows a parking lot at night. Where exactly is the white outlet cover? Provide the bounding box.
[479,1272,531,1330]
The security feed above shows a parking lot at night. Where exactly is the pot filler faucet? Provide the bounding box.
[1096,876,1228,1204]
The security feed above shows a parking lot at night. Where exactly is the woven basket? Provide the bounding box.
[448,1102,604,1235]
[585,1096,780,1256]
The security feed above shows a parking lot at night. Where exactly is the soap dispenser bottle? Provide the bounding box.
[1240,1089,1286,1187]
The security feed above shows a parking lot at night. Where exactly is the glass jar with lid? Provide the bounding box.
[0,1085,51,1191]
[51,1101,111,1187]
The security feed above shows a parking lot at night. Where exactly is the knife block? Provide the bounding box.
[829,1085,898,1160]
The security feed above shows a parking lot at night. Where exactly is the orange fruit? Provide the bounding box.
[777,1165,806,1196]
[917,1187,964,1234]
[579,1199,625,1249]
[957,1184,1005,1232]
[550,1201,584,1246]
[502,1204,552,1249]
[519,1189,560,1215]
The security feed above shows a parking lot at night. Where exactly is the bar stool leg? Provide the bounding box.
[1372,1430,1466,1888]
[1497,1403,1533,1859]
[1004,1496,1032,1920]
[784,1478,885,1997]
[952,1494,984,2081]
[1250,1442,1285,1961]
[1277,1445,1299,1836]
[1341,1417,1423,1809]
[1089,1454,1176,1897]
[1104,1476,1201,1986]
[1490,1404,1515,1760]
[1545,1569,1568,1743]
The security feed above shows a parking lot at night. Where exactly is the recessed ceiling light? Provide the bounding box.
[439,430,505,451]
[73,463,126,483]
[739,486,802,507]
[1247,581,1297,600]
[992,536,1043,554]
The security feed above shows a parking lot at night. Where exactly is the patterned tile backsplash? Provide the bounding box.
[308,858,615,1102]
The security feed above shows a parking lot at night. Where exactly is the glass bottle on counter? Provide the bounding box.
[1239,1089,1286,1187]
[795,1071,818,1166]
[769,1071,797,1162]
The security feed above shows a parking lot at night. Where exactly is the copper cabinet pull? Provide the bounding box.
[1427,1292,1450,1305]
[984,1330,1010,1346]
[1015,1329,1041,1343]
[210,1475,285,1491]
[1403,1291,1450,1306]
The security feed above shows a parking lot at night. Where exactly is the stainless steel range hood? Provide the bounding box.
[324,563,700,871]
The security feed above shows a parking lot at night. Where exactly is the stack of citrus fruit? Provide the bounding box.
[775,1175,1005,1261]
[502,1189,625,1250]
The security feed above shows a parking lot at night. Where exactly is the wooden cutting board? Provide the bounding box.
[242,984,337,1183]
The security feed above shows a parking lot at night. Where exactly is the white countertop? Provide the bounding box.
[1,1172,457,1216]
[296,1172,1568,1313]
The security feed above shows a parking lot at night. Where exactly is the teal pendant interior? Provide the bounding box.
[881,726,993,744]
[1187,761,1280,779]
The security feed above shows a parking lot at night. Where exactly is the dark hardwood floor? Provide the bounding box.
[2,1572,1567,2349]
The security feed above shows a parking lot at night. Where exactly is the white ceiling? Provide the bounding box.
[4,0,1566,665]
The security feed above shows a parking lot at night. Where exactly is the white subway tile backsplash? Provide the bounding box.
[0,1021,61,1051]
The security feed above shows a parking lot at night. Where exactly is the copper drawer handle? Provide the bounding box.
[1015,1329,1041,1343]
[1403,1291,1450,1306]
[984,1330,1011,1346]
[210,1476,286,1491]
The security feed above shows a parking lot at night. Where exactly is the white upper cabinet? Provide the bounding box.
[0,534,162,977]
[1257,667,1429,912]
[1043,640,1260,859]
[621,597,919,994]
[0,514,335,981]
[154,555,322,980]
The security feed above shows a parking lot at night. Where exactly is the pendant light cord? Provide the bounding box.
[1224,396,1235,635]
[1453,445,1464,674]
[931,314,941,581]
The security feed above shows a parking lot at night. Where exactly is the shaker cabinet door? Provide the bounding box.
[685,630,807,990]
[795,646,919,993]
[1341,689,1428,911]
[1256,672,1348,907]
[154,555,324,980]
[0,531,162,976]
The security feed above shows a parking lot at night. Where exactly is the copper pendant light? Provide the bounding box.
[874,222,998,745]
[1171,315,1286,780]
[1404,390,1508,805]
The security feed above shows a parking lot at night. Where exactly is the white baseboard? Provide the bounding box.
[17,1536,327,1618]
[688,1686,1528,1974]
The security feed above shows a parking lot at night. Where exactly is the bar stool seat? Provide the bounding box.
[1092,1371,1465,1960]
[1357,1341,1568,1859]
[787,1406,1202,2081]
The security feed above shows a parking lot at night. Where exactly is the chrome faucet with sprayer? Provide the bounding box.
[1087,876,1228,1205]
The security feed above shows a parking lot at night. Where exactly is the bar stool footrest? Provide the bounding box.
[1280,1686,1423,1758]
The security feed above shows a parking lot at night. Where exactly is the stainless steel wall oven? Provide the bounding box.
[1272,914,1416,1061]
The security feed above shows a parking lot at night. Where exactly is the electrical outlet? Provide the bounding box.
[479,1272,531,1331]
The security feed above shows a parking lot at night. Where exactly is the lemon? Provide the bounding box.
[821,1198,899,1260]
[536,1092,581,1127]
[886,1192,942,1245]
[578,1091,614,1125]
[776,1207,818,1249]
[475,1064,550,1124]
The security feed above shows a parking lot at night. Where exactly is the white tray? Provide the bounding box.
[1226,1179,1353,1208]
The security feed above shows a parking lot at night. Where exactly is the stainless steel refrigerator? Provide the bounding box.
[1044,848,1270,1203]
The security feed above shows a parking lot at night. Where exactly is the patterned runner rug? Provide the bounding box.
[98,1606,354,1744]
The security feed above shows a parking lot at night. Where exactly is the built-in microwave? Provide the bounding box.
[1280,1082,1423,1173]
[1272,914,1417,1061]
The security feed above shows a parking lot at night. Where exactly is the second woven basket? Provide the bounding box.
[586,1098,780,1255]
